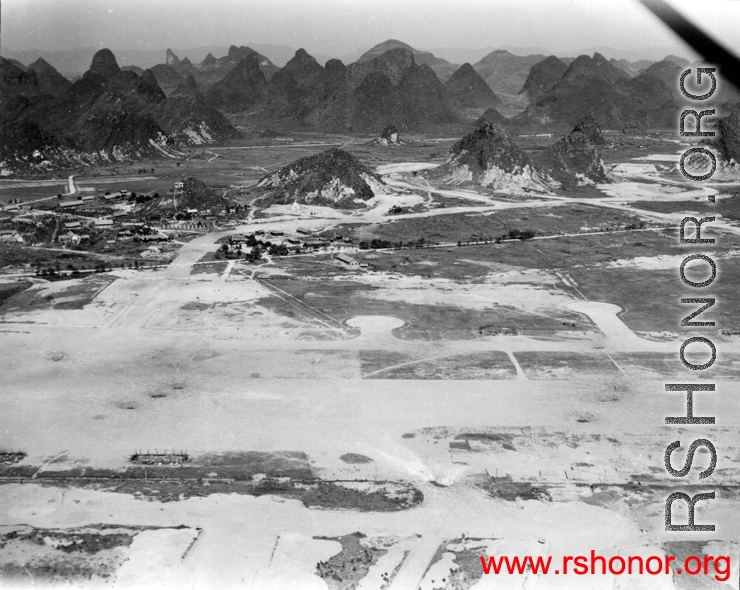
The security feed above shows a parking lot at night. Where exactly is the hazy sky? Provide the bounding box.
[2,0,739,58]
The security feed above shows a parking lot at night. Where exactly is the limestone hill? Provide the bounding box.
[443,63,501,109]
[535,116,610,188]
[476,108,508,126]
[369,125,404,146]
[357,39,458,81]
[257,148,384,208]
[0,49,240,172]
[150,46,278,94]
[427,119,548,192]
[513,53,677,130]
[471,50,547,95]
[141,177,232,215]
[712,104,740,164]
[27,58,72,97]
[205,53,267,112]
[257,47,459,132]
[519,56,568,100]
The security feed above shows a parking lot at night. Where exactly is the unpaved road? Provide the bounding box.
[388,533,444,590]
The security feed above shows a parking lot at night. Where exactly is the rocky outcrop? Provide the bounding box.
[89,48,121,78]
[205,53,267,111]
[150,46,278,94]
[427,118,549,192]
[476,108,508,126]
[165,49,180,67]
[369,124,403,146]
[357,39,458,81]
[639,60,683,98]
[149,64,187,94]
[257,148,384,208]
[571,114,605,145]
[711,104,740,164]
[154,94,241,145]
[0,48,243,172]
[259,47,458,131]
[443,63,501,108]
[260,48,327,120]
[535,116,609,187]
[513,53,678,130]
[562,52,628,84]
[663,54,690,68]
[171,75,202,97]
[142,177,231,215]
[471,50,547,95]
[27,58,71,97]
[519,55,567,100]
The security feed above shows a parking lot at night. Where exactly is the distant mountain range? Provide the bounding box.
[150,46,279,94]
[3,38,737,173]
[512,51,740,130]
[0,49,239,172]
[1,43,694,78]
[239,46,460,131]
[513,52,674,130]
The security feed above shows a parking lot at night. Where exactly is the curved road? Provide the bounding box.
[65,175,77,196]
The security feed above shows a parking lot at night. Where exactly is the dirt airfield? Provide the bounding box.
[2,134,740,589]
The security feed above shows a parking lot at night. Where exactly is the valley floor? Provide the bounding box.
[1,136,740,589]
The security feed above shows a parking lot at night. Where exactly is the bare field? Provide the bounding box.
[0,243,100,270]
[360,350,516,379]
[513,351,622,379]
[628,193,740,222]
[257,276,588,338]
[336,203,653,245]
[570,257,740,333]
[1,274,116,313]
[190,261,228,276]
[0,524,200,587]
[612,352,740,380]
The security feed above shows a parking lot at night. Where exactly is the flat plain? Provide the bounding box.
[2,130,740,590]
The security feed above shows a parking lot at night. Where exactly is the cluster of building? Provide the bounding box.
[0,189,171,253]
[224,227,361,266]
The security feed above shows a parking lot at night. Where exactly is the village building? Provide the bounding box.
[58,231,81,246]
[335,253,359,266]
[139,233,170,243]
[0,230,24,243]
[303,239,330,250]
[58,200,83,210]
[11,215,37,225]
